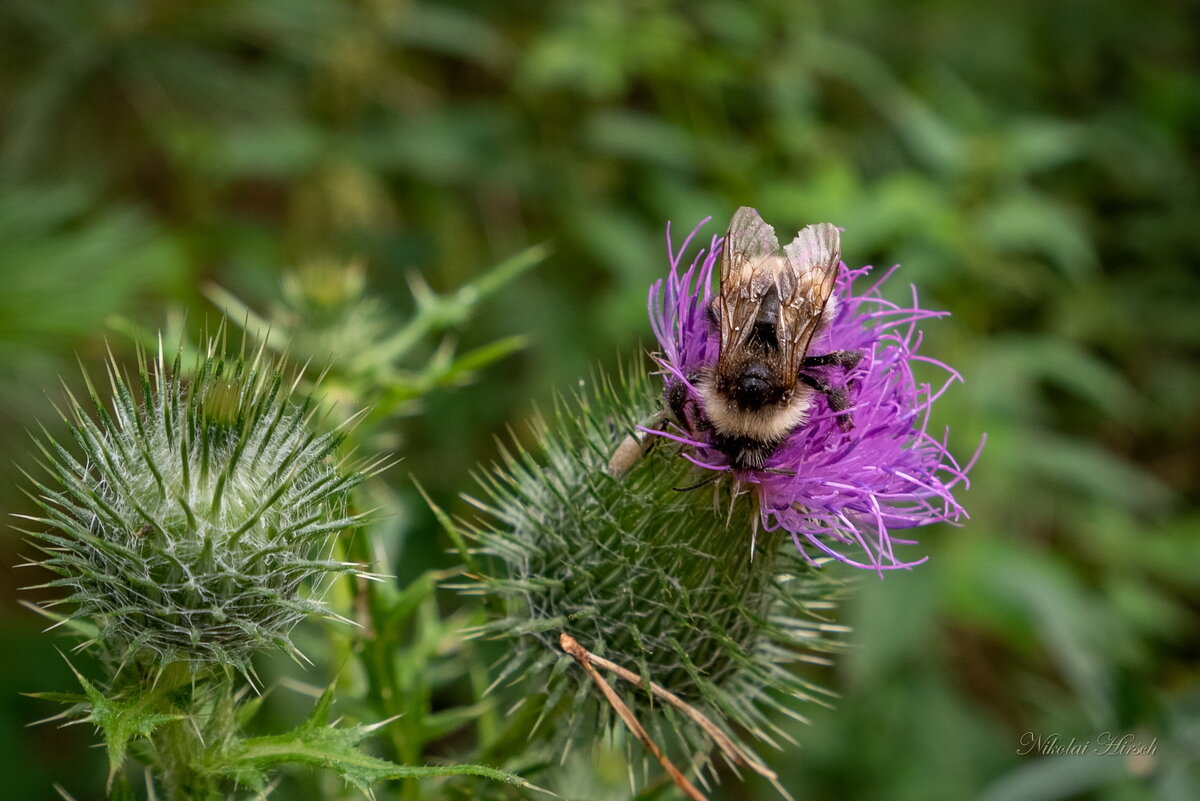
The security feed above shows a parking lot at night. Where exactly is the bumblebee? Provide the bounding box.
[678,207,861,470]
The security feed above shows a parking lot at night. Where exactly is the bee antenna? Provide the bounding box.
[672,476,717,493]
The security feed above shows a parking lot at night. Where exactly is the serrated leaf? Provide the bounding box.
[232,732,545,793]
[62,659,181,789]
[209,686,555,796]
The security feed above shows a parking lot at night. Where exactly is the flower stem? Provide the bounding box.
[148,669,236,801]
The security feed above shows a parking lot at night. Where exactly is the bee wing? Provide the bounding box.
[716,207,784,354]
[778,222,841,370]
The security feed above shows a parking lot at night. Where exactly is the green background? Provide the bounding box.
[1,1,1196,799]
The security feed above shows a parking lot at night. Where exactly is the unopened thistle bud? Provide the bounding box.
[21,338,370,673]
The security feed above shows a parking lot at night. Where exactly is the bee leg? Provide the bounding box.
[798,372,854,432]
[672,474,718,493]
[666,379,691,426]
[666,373,712,432]
[801,350,863,370]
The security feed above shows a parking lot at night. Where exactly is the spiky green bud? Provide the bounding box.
[456,363,845,788]
[21,338,370,673]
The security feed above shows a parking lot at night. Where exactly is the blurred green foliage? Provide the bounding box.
[1,0,1196,799]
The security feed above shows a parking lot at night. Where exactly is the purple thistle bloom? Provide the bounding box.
[646,216,980,571]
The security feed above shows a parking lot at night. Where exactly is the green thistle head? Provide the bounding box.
[457,363,844,784]
[21,336,371,673]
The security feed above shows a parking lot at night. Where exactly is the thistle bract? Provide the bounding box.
[22,340,367,672]
[649,217,978,571]
[460,367,842,782]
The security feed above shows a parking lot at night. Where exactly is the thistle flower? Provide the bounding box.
[20,337,373,673]
[456,364,844,791]
[648,216,978,571]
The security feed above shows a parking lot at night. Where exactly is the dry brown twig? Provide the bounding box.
[560,633,708,801]
[559,633,778,780]
[560,632,793,800]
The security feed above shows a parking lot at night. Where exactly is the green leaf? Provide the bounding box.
[585,110,698,169]
[416,480,480,576]
[978,193,1097,281]
[62,659,181,790]
[420,702,493,744]
[998,335,1139,419]
[211,686,555,795]
[373,242,550,364]
[980,755,1129,801]
[396,4,511,68]
[442,334,530,377]
[376,569,440,631]
[1022,430,1175,511]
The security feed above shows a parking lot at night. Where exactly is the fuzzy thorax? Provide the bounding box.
[696,371,814,443]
